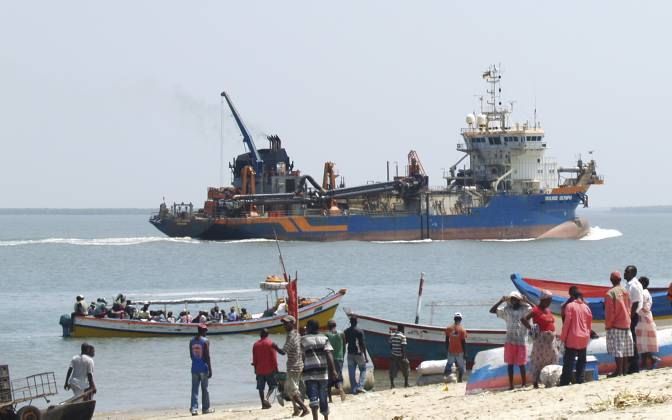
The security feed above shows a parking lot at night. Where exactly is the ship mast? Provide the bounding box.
[481,65,509,131]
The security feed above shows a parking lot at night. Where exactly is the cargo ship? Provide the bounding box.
[150,66,603,241]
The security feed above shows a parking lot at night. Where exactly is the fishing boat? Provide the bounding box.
[60,285,346,338]
[511,273,672,332]
[466,327,672,394]
[346,311,505,370]
[150,66,603,242]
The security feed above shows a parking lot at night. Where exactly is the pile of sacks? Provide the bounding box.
[415,360,456,386]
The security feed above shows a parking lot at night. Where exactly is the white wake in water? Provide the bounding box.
[579,226,623,241]
[0,236,199,247]
[370,239,433,244]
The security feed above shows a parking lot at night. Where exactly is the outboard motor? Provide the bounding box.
[59,314,72,337]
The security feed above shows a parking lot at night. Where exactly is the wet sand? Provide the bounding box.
[95,367,672,419]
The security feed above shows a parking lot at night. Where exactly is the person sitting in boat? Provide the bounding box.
[114,293,127,307]
[209,306,222,322]
[227,307,239,322]
[87,302,96,316]
[178,311,192,323]
[125,300,137,319]
[136,303,151,320]
[274,298,287,316]
[151,310,167,323]
[191,311,208,324]
[166,311,176,323]
[93,298,108,318]
[240,308,252,320]
[73,295,88,317]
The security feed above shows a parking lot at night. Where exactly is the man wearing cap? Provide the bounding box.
[444,313,467,383]
[281,315,310,417]
[490,291,531,390]
[559,290,592,386]
[605,271,633,377]
[189,324,213,415]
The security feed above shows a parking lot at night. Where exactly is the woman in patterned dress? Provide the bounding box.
[635,276,659,369]
[521,290,558,388]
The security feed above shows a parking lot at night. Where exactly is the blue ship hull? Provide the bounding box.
[151,193,588,241]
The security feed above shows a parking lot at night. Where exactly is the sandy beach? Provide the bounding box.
[95,367,672,420]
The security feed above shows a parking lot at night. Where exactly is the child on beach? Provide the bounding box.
[444,313,467,383]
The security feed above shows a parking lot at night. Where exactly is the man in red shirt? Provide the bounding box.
[444,312,468,383]
[605,271,633,377]
[559,290,593,385]
[252,328,286,409]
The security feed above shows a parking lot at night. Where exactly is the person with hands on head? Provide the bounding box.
[490,291,531,390]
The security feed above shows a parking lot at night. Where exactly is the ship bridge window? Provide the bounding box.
[489,137,501,145]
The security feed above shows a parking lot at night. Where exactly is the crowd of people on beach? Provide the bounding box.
[489,264,661,390]
[187,315,370,419]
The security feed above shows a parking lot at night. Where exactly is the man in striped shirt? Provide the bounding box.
[388,324,409,388]
[301,320,338,420]
[281,315,310,417]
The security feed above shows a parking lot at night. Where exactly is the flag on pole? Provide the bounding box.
[287,277,299,322]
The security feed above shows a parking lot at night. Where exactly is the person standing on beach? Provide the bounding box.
[189,324,214,416]
[489,291,531,390]
[605,271,634,377]
[344,316,369,394]
[521,290,558,388]
[444,313,467,383]
[624,265,643,373]
[64,343,96,400]
[635,276,659,369]
[301,320,338,420]
[559,291,592,386]
[281,315,310,417]
[325,320,346,402]
[252,328,286,409]
[389,324,410,388]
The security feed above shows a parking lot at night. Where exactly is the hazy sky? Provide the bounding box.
[1,1,669,208]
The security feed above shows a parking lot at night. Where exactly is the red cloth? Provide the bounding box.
[287,279,299,322]
[605,285,631,329]
[560,300,592,349]
[531,306,556,332]
[503,343,527,365]
[252,337,278,376]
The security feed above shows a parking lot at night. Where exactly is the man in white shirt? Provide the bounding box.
[624,265,643,373]
[64,343,96,399]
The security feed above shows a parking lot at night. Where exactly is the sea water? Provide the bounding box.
[0,209,668,411]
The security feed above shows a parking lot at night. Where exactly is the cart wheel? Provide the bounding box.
[16,405,41,420]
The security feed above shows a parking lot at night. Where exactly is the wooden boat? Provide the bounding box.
[511,273,672,332]
[63,288,346,338]
[346,311,505,369]
[466,327,672,394]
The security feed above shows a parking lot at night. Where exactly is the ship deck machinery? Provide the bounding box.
[150,66,602,241]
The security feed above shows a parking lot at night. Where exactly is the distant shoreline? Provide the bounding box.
[0,208,154,215]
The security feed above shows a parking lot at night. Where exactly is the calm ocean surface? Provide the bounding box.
[0,209,669,412]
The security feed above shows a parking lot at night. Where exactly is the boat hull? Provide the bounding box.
[151,194,589,241]
[511,274,672,333]
[349,312,505,369]
[466,327,672,394]
[69,290,345,338]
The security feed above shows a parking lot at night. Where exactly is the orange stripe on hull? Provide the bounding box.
[213,217,298,233]
[290,216,347,232]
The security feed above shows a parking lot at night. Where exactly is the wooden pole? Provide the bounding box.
[414,272,425,324]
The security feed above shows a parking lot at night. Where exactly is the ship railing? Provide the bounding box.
[235,209,421,218]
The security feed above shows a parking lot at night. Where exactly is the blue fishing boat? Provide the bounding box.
[511,273,672,332]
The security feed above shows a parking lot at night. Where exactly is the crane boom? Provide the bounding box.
[221,91,264,174]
